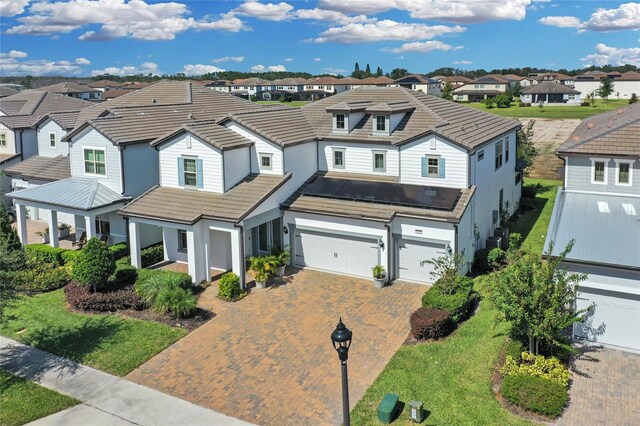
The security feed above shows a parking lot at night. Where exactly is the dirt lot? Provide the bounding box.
[517,118,581,180]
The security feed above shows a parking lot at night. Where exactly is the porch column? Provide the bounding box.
[48,210,59,248]
[85,215,96,240]
[186,222,207,284]
[129,221,142,268]
[15,203,28,246]
[230,228,245,288]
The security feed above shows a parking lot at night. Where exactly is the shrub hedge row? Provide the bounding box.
[410,306,452,340]
[24,245,68,266]
[502,374,568,418]
[421,277,475,323]
[65,282,141,312]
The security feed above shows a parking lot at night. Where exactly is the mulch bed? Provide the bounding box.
[119,307,214,331]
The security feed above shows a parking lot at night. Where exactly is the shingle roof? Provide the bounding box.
[4,155,70,182]
[394,74,437,85]
[151,121,253,151]
[520,81,581,95]
[37,82,101,94]
[226,108,318,147]
[302,87,520,149]
[0,91,91,117]
[119,173,291,224]
[9,177,126,211]
[88,79,123,88]
[0,87,19,98]
[618,71,640,81]
[558,102,640,156]
[544,190,640,269]
[283,172,475,223]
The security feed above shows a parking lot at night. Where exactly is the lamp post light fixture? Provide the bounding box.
[331,317,352,426]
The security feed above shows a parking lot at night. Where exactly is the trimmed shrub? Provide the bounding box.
[502,375,568,418]
[153,284,197,318]
[110,263,138,286]
[410,307,452,340]
[141,243,164,268]
[473,248,492,273]
[135,269,192,290]
[24,245,68,266]
[218,272,242,301]
[505,339,524,364]
[422,277,474,323]
[116,256,131,267]
[72,237,116,290]
[108,243,129,261]
[135,269,195,317]
[65,282,141,312]
[518,102,531,107]
[61,249,81,266]
[487,248,506,270]
[502,352,570,388]
[19,263,70,293]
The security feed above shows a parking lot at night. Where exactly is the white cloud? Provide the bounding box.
[314,57,322,62]
[212,56,245,63]
[233,1,294,21]
[250,64,287,72]
[540,3,640,32]
[581,43,640,67]
[293,8,371,24]
[0,56,87,76]
[0,0,30,17]
[284,57,294,62]
[90,62,159,77]
[384,40,464,54]
[317,0,533,24]
[453,60,473,65]
[538,16,582,28]
[0,50,28,59]
[314,20,465,43]
[6,0,248,40]
[75,57,91,65]
[182,64,225,76]
[321,67,346,75]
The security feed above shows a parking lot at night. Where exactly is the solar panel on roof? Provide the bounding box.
[300,176,461,210]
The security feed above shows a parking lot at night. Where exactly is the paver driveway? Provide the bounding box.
[126,269,425,426]
[558,345,640,425]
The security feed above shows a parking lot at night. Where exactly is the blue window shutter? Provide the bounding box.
[196,158,204,189]
[438,158,446,178]
[421,157,427,177]
[177,158,185,186]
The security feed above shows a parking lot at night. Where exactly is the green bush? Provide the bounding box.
[505,339,524,364]
[135,270,196,317]
[502,352,570,388]
[135,269,192,289]
[108,243,129,261]
[487,248,506,270]
[422,277,474,323]
[473,248,492,273]
[141,243,164,268]
[502,375,568,418]
[110,263,138,286]
[116,256,131,267]
[24,245,68,266]
[153,284,197,318]
[72,237,116,290]
[61,249,81,266]
[218,272,242,301]
[19,263,70,293]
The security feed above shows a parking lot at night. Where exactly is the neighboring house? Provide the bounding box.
[574,71,640,100]
[9,81,266,249]
[38,82,103,101]
[88,79,124,91]
[303,77,338,99]
[394,75,442,96]
[230,78,271,99]
[532,73,575,86]
[205,80,232,93]
[120,87,521,286]
[545,102,640,352]
[258,78,307,101]
[0,91,92,206]
[452,75,510,102]
[520,81,581,105]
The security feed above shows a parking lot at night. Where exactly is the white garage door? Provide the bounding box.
[575,289,640,352]
[397,238,447,284]
[294,229,379,278]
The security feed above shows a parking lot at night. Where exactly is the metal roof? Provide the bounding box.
[9,178,126,211]
[544,189,640,269]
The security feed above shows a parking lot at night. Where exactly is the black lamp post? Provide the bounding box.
[331,317,352,426]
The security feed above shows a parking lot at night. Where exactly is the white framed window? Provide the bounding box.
[590,158,609,185]
[260,153,273,171]
[615,160,633,186]
[427,157,440,177]
[0,132,6,147]
[335,114,345,130]
[495,141,503,170]
[373,151,386,172]
[375,115,386,132]
[568,94,575,100]
[49,132,56,147]
[505,137,510,163]
[84,148,106,176]
[177,229,187,252]
[477,150,485,161]
[95,216,110,236]
[182,157,197,187]
[495,84,500,88]
[332,148,345,169]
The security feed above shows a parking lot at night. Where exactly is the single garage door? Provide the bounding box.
[574,288,640,351]
[397,238,447,284]
[294,229,379,278]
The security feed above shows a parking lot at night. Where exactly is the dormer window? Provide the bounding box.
[375,115,386,132]
[336,114,345,129]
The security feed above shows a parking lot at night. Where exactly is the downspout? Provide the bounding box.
[316,140,320,171]
[384,222,392,281]
[119,145,127,195]
[18,130,24,161]
[234,223,246,289]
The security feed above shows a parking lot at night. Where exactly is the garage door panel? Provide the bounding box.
[397,239,447,284]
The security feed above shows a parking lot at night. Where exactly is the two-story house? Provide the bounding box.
[121,87,521,286]
[393,75,442,96]
[544,102,640,352]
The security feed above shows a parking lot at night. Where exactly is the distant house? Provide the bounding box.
[574,71,640,100]
[520,81,581,105]
[88,79,124,91]
[452,75,510,102]
[532,73,575,86]
[545,102,640,352]
[393,74,442,96]
[37,82,103,101]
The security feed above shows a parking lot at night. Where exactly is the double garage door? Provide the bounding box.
[574,288,640,352]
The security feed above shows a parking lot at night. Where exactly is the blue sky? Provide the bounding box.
[0,1,639,77]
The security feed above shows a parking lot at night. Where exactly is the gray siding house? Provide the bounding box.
[545,102,640,352]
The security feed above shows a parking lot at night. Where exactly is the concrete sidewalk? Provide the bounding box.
[0,336,253,426]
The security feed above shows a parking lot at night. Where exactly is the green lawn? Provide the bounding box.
[0,290,187,376]
[512,178,562,254]
[256,100,309,107]
[0,369,79,426]
[467,99,627,119]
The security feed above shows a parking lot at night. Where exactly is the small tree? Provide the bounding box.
[441,81,454,101]
[483,97,496,109]
[492,240,588,355]
[424,252,464,294]
[495,93,513,108]
[72,237,115,291]
[0,205,21,253]
[517,120,537,176]
[597,77,614,101]
[629,93,638,104]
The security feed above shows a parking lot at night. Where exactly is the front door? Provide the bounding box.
[255,218,282,255]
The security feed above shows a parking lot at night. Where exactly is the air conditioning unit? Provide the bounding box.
[486,236,502,250]
[494,228,509,250]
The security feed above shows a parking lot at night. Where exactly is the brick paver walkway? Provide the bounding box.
[558,345,640,425]
[126,269,425,426]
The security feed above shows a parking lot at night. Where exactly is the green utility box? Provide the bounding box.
[377,393,400,424]
[408,400,426,423]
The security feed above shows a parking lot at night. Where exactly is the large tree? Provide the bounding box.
[387,68,408,80]
[516,120,537,175]
[441,81,454,101]
[0,205,25,315]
